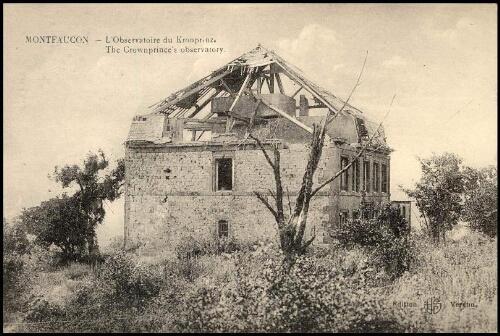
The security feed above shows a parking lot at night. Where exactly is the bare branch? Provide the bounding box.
[273,147,285,225]
[311,163,351,198]
[325,51,369,128]
[311,94,395,197]
[286,186,292,217]
[371,93,395,140]
[248,133,276,171]
[293,125,322,216]
[254,191,278,220]
[268,189,277,202]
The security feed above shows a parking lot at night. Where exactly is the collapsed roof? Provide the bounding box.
[128,45,389,149]
[149,44,364,119]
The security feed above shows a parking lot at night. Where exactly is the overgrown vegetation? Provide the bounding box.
[403,152,498,242]
[402,152,464,243]
[3,148,496,332]
[4,222,496,333]
[333,204,415,279]
[19,150,124,263]
[461,165,497,237]
[174,235,255,260]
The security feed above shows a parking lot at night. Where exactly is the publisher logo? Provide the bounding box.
[423,297,443,314]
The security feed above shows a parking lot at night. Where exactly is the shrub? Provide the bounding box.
[174,235,253,260]
[332,204,416,279]
[334,218,384,248]
[175,236,211,260]
[24,297,67,323]
[97,252,163,306]
[3,219,31,319]
[4,244,61,323]
[375,235,416,279]
[163,258,204,282]
[216,236,241,254]
[63,262,91,280]
[172,245,406,333]
[3,253,25,312]
[461,165,497,237]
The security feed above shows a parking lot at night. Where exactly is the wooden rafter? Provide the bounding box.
[248,65,266,89]
[265,56,342,117]
[291,86,303,98]
[246,98,262,132]
[195,131,206,141]
[275,73,285,94]
[184,119,225,129]
[184,89,221,119]
[173,87,212,118]
[264,77,271,93]
[220,79,236,98]
[269,72,275,94]
[154,69,232,113]
[252,92,313,134]
[226,72,252,132]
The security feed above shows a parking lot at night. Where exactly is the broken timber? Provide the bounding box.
[252,92,313,134]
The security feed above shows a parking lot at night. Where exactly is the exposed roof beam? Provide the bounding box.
[173,87,212,118]
[184,119,226,125]
[277,65,338,116]
[203,112,215,120]
[227,72,252,132]
[252,92,313,134]
[291,86,302,98]
[247,65,266,92]
[184,89,221,119]
[154,69,232,113]
[275,73,285,94]
[220,79,236,98]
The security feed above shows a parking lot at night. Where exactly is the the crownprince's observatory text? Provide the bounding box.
[25,35,225,55]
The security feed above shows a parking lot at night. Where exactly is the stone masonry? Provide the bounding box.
[124,138,390,252]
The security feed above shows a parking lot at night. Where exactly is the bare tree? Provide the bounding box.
[246,53,393,266]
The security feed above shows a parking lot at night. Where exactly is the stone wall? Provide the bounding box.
[127,114,166,141]
[124,142,390,252]
[124,143,336,251]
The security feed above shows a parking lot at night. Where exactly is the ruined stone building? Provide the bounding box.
[124,45,395,251]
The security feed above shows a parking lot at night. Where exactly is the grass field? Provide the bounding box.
[3,228,497,333]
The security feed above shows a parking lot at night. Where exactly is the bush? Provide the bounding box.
[174,236,253,260]
[163,258,204,282]
[175,236,211,260]
[63,262,91,280]
[3,253,25,311]
[462,165,497,237]
[3,219,31,318]
[172,245,405,333]
[4,243,61,323]
[334,218,384,248]
[375,235,416,279]
[97,252,163,306]
[24,298,67,323]
[332,204,416,279]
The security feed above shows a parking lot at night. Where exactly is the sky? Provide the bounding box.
[4,4,497,245]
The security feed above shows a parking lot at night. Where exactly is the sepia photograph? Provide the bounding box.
[3,3,497,332]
